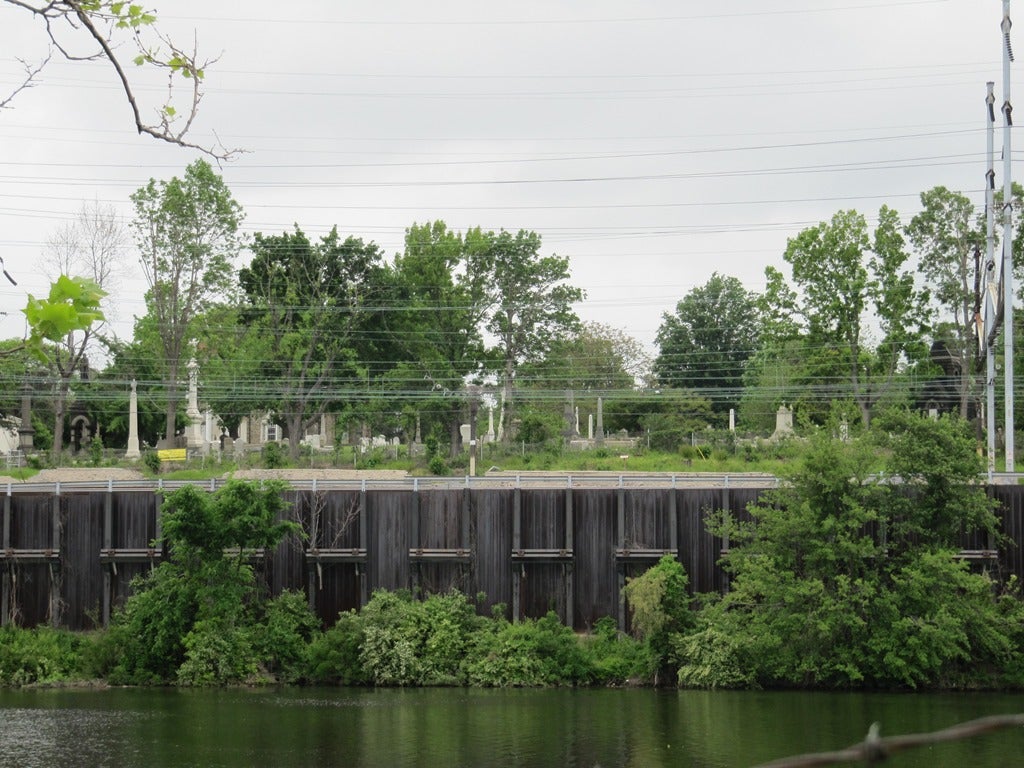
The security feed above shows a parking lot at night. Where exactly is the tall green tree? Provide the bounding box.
[469,228,583,439]
[654,273,760,416]
[782,207,930,427]
[131,160,242,444]
[384,221,489,457]
[525,322,650,393]
[238,226,385,459]
[906,186,984,417]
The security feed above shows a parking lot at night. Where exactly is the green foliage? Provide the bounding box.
[464,611,591,686]
[142,450,161,474]
[674,413,1021,690]
[22,276,106,364]
[104,480,300,685]
[307,611,369,685]
[356,590,481,686]
[160,480,298,564]
[428,454,449,476]
[622,556,692,674]
[0,626,84,686]
[580,616,656,684]
[262,441,287,469]
[654,272,761,413]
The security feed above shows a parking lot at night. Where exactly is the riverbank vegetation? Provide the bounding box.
[3,411,1024,691]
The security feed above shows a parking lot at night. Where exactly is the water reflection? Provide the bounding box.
[0,687,1022,767]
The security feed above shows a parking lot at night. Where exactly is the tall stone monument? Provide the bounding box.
[125,379,141,459]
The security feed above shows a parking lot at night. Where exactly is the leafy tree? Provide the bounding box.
[604,391,714,451]
[469,228,584,440]
[237,226,385,459]
[384,221,489,457]
[131,160,242,444]
[654,273,760,416]
[3,1,235,157]
[906,187,985,417]
[36,202,125,460]
[676,412,1021,689]
[781,208,931,427]
[524,321,650,392]
[104,480,304,685]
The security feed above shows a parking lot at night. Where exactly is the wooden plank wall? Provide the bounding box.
[4,483,1024,631]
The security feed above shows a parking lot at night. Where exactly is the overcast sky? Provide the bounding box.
[0,0,1015,358]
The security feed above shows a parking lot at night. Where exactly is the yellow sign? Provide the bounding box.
[157,448,187,462]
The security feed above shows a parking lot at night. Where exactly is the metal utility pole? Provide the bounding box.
[1002,0,1016,472]
[987,81,998,478]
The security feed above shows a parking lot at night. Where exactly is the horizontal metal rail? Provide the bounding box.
[0,472,791,495]
[306,547,367,563]
[615,548,679,560]
[511,548,574,562]
[408,547,472,561]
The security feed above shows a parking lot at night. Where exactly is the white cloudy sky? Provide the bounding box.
[0,0,1015,356]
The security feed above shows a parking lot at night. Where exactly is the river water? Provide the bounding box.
[1,687,1022,767]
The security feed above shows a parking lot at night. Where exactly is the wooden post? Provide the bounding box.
[616,486,626,631]
[410,485,420,594]
[306,492,317,611]
[102,489,113,627]
[359,487,368,607]
[50,491,61,628]
[564,485,574,629]
[669,485,678,556]
[512,487,521,622]
[1,492,9,626]
[721,482,731,594]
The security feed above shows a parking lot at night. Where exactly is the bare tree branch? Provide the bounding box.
[0,50,51,110]
[3,1,241,160]
[755,714,1024,768]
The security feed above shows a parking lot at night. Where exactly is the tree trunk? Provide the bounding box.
[448,404,462,459]
[164,360,179,443]
[51,383,67,463]
[288,413,304,460]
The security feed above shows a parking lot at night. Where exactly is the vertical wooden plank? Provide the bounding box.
[669,486,678,557]
[1,492,9,627]
[359,488,368,608]
[616,487,625,631]
[512,487,521,622]
[410,487,420,594]
[564,486,574,629]
[102,490,112,627]
[50,493,61,628]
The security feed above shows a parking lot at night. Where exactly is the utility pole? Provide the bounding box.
[1002,0,1016,472]
[986,81,998,478]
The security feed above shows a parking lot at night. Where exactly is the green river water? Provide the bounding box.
[1,687,1022,767]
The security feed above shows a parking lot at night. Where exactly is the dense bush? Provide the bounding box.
[102,480,303,685]
[673,412,1024,690]
[464,612,592,686]
[622,555,692,679]
[0,626,84,686]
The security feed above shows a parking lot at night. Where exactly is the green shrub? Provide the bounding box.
[141,450,161,475]
[251,590,321,683]
[428,454,448,476]
[262,440,287,468]
[0,626,84,686]
[581,617,656,684]
[464,612,591,687]
[622,555,692,676]
[177,617,258,686]
[307,611,368,685]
